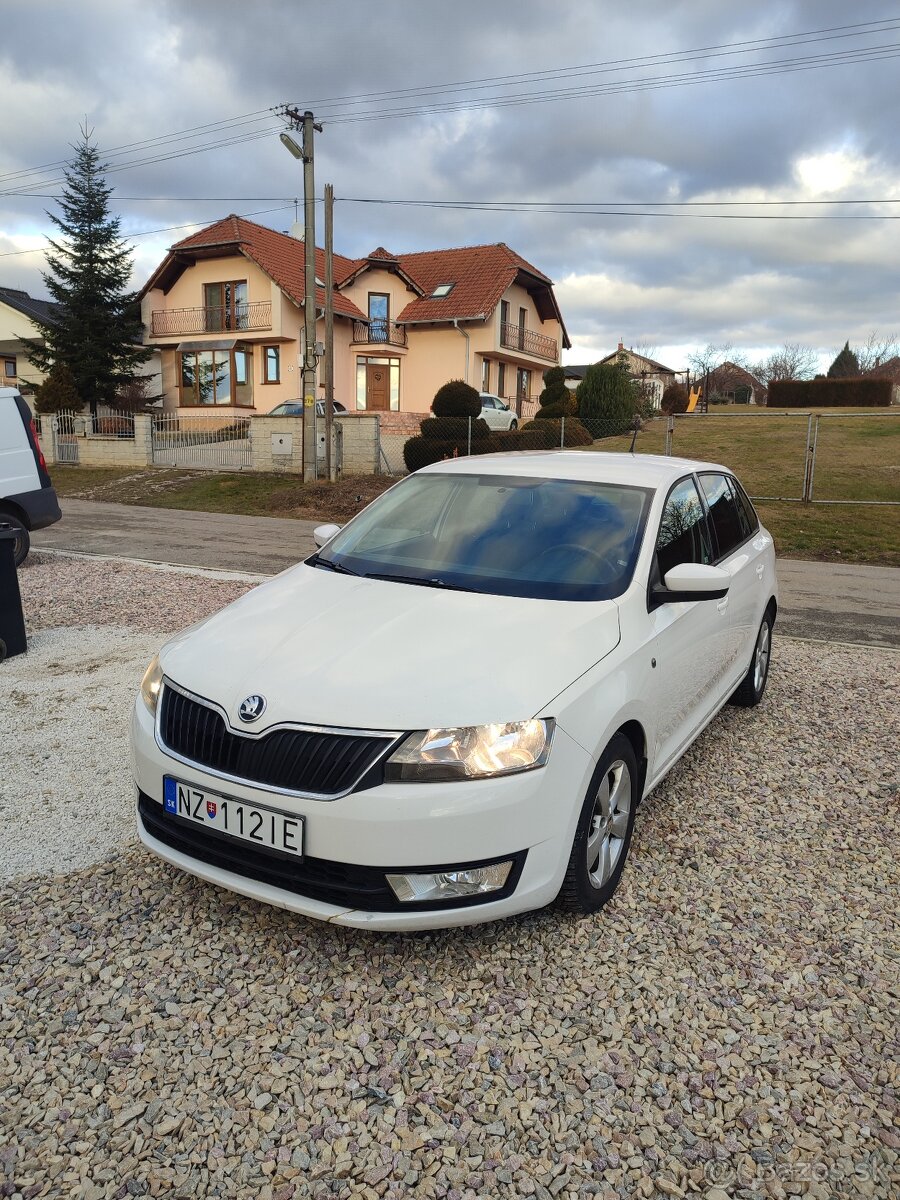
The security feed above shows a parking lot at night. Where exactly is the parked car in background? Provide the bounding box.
[0,387,61,565]
[266,400,348,418]
[133,452,777,930]
[479,392,518,430]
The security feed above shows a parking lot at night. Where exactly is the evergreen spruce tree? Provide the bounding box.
[576,359,637,434]
[23,129,150,413]
[826,341,860,379]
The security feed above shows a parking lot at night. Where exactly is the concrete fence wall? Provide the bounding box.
[39,411,386,477]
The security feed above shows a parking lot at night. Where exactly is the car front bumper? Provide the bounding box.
[131,697,593,930]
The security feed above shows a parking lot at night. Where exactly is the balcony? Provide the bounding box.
[499,321,558,362]
[151,301,272,337]
[351,319,408,348]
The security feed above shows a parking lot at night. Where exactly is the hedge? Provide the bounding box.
[769,378,893,408]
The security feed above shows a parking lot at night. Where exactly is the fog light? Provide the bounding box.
[386,861,513,903]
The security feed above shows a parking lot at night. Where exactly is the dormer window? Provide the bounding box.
[430,283,455,299]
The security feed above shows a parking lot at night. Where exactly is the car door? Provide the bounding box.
[648,475,734,772]
[698,472,768,687]
[479,395,501,430]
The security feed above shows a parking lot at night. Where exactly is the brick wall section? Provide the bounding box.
[376,411,429,436]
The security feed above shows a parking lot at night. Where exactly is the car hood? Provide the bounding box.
[159,563,621,732]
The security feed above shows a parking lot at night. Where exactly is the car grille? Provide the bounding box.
[158,684,397,797]
[138,792,526,913]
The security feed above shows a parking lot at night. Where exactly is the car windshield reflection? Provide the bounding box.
[310,472,652,601]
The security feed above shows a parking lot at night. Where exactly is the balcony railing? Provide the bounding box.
[151,301,272,337]
[351,319,408,348]
[499,321,558,362]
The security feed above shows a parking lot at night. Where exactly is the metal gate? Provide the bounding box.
[151,413,252,470]
[51,411,81,464]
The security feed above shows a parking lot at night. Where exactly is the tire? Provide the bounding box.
[730,608,774,707]
[0,512,29,567]
[509,419,518,431]
[558,733,638,914]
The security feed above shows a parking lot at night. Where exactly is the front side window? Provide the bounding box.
[699,472,746,559]
[313,473,653,602]
[179,349,253,406]
[656,477,712,577]
[263,346,280,384]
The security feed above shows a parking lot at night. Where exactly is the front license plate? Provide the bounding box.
[163,777,304,857]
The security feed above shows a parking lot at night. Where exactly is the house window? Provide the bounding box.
[500,300,510,328]
[429,283,455,298]
[3,357,15,379]
[203,280,248,331]
[518,306,527,351]
[497,362,506,399]
[517,368,530,400]
[368,293,389,342]
[481,358,491,392]
[263,346,280,384]
[179,348,253,406]
[356,356,400,411]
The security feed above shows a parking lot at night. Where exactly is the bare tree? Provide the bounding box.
[751,343,817,387]
[856,331,899,373]
[687,342,734,379]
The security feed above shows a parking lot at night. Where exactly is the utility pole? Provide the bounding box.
[324,182,335,480]
[281,106,322,481]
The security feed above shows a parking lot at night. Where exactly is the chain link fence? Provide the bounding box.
[386,409,899,507]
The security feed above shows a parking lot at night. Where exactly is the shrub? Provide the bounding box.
[538,366,570,410]
[34,362,80,414]
[431,378,482,418]
[661,382,690,414]
[576,361,637,433]
[534,395,577,419]
[403,434,498,471]
[769,378,892,408]
[521,417,593,447]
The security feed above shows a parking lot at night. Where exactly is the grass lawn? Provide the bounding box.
[49,409,899,565]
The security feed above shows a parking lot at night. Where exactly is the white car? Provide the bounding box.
[132,452,777,930]
[479,392,518,431]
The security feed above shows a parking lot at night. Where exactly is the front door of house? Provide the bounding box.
[366,363,389,410]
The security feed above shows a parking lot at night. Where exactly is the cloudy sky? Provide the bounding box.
[2,0,899,373]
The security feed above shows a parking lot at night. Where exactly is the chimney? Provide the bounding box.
[290,221,305,241]
[617,340,624,352]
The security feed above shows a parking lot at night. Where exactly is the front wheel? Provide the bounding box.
[0,512,29,567]
[730,609,774,707]
[509,419,518,431]
[558,733,638,914]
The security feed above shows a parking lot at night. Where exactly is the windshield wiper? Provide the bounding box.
[364,571,480,593]
[307,555,361,576]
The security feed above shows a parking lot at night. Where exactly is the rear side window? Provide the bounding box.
[656,477,712,577]
[729,476,759,539]
[699,472,747,559]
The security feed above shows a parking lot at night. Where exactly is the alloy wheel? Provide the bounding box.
[586,759,632,889]
[753,620,771,694]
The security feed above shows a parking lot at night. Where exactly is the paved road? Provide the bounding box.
[34,498,900,647]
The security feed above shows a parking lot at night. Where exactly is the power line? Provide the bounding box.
[7,194,900,206]
[337,197,900,219]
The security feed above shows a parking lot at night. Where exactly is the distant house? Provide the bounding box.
[863,355,900,404]
[0,287,59,400]
[563,343,682,410]
[706,361,767,406]
[140,215,570,415]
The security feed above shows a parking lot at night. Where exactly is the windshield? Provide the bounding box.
[311,471,652,601]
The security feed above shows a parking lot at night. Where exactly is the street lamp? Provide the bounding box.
[279,132,303,160]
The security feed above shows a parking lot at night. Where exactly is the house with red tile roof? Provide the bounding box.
[140,215,569,416]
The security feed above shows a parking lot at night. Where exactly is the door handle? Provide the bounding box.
[756,563,765,578]
[717,598,729,613]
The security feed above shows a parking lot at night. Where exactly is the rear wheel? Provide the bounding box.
[730,609,773,707]
[0,512,29,567]
[558,733,638,914]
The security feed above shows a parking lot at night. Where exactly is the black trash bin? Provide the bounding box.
[0,523,27,661]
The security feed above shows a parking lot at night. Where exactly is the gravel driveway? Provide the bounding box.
[1,555,897,1199]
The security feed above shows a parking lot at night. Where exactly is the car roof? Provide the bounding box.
[418,451,732,489]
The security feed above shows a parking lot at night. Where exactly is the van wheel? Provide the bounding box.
[0,513,29,566]
[558,733,638,914]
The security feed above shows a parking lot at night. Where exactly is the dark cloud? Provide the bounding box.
[1,0,898,360]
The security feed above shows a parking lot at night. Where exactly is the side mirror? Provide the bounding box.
[651,562,730,607]
[502,403,510,411]
[313,523,341,548]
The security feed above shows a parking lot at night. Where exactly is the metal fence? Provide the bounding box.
[150,413,252,470]
[385,409,900,506]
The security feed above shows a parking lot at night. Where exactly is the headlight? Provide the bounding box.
[140,655,164,715]
[385,719,554,782]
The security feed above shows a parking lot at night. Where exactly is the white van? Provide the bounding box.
[0,387,61,565]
